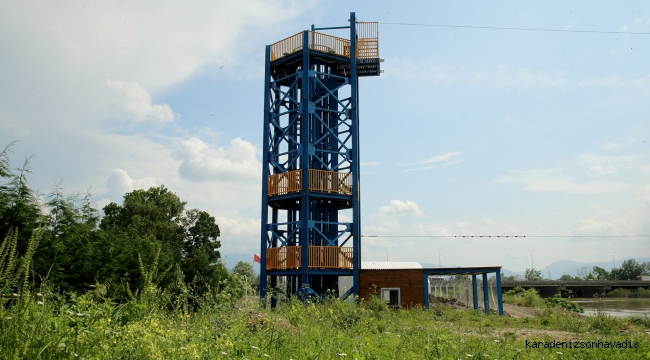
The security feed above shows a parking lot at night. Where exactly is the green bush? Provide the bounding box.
[607,288,650,298]
[544,294,584,313]
[503,287,546,308]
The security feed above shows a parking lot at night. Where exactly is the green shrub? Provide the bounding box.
[544,294,584,313]
[504,287,546,308]
[607,288,650,298]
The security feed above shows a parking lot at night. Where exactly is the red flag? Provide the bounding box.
[254,254,261,263]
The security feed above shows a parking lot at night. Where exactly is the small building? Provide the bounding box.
[354,264,505,315]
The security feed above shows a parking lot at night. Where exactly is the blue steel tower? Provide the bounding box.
[260,13,381,303]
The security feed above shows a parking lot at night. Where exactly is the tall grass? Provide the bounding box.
[1,235,648,359]
[607,288,650,298]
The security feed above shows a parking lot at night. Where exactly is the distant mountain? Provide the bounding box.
[539,257,650,280]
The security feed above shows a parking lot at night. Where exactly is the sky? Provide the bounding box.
[1,1,649,275]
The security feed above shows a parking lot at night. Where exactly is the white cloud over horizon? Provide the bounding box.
[107,80,176,123]
[174,137,261,182]
[378,199,424,217]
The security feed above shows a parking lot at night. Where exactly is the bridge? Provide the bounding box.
[501,280,650,297]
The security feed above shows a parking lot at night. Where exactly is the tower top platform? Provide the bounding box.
[268,21,381,78]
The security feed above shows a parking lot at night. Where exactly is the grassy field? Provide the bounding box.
[1,285,649,360]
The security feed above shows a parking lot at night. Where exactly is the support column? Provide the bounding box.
[350,12,361,300]
[300,30,311,288]
[260,45,272,304]
[472,275,478,312]
[496,269,504,316]
[482,273,490,315]
[423,274,430,309]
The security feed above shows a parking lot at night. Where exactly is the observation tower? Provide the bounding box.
[260,13,381,304]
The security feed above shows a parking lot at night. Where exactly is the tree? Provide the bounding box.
[33,187,105,292]
[99,186,225,293]
[559,274,577,281]
[576,266,593,280]
[181,209,221,285]
[99,185,187,289]
[613,259,646,280]
[592,266,611,280]
[0,152,44,251]
[524,268,543,281]
[232,261,255,280]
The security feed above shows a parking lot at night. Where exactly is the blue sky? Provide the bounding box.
[1,1,648,275]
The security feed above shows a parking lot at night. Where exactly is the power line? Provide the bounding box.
[361,235,649,238]
[378,22,650,35]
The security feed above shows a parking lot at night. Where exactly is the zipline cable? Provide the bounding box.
[378,22,650,35]
[361,235,649,238]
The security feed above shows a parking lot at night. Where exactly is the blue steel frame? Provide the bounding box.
[422,267,504,315]
[260,13,375,304]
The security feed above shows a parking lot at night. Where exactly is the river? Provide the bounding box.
[572,298,650,318]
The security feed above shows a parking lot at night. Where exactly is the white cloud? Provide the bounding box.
[365,219,401,233]
[483,218,493,225]
[405,151,462,171]
[638,184,650,202]
[378,200,424,217]
[101,168,156,203]
[587,165,617,177]
[570,218,629,236]
[404,166,436,172]
[603,141,624,150]
[0,1,314,131]
[107,80,175,123]
[216,213,260,238]
[418,151,462,165]
[456,221,468,227]
[495,169,627,194]
[579,75,650,89]
[386,60,568,89]
[215,211,262,254]
[174,137,261,182]
[415,224,454,236]
[495,153,645,194]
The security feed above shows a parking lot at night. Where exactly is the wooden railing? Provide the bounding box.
[357,38,379,59]
[266,246,353,270]
[266,246,301,270]
[309,246,353,269]
[270,32,303,61]
[268,170,301,196]
[308,169,352,195]
[268,169,352,196]
[270,29,379,62]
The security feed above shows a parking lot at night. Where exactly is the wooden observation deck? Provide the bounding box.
[266,246,353,270]
[268,169,352,197]
[269,22,380,78]
[270,22,378,62]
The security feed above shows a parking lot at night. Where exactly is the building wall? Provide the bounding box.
[359,269,425,308]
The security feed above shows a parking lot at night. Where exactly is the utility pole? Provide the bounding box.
[527,249,535,269]
[608,250,617,280]
[608,250,617,269]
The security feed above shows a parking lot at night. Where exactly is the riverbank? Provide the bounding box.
[573,297,650,318]
[607,288,650,298]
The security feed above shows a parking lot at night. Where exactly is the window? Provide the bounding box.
[380,288,400,308]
